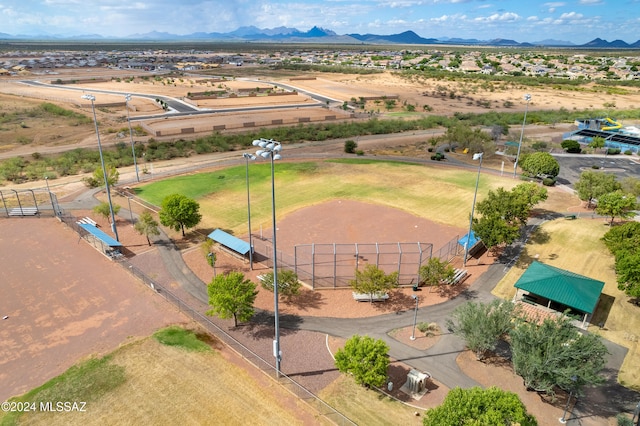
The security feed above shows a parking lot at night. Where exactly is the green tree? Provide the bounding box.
[519,152,560,178]
[619,176,640,198]
[159,193,202,236]
[419,257,455,290]
[349,264,398,302]
[84,165,119,188]
[574,170,621,208]
[134,210,160,246]
[595,190,638,225]
[510,315,608,396]
[561,139,582,153]
[344,140,358,154]
[259,269,302,299]
[206,271,257,327]
[334,335,389,388]
[423,387,537,426]
[614,252,640,298]
[92,201,121,223]
[588,136,606,152]
[473,183,546,255]
[602,222,640,298]
[446,299,519,360]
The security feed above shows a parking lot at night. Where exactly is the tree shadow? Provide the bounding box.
[590,293,615,329]
[240,310,303,340]
[279,288,326,312]
[373,290,416,313]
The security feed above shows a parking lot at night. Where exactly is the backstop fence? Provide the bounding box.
[0,188,62,218]
[252,236,461,289]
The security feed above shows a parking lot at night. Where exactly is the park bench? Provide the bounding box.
[352,292,389,302]
[8,207,39,216]
[444,268,468,285]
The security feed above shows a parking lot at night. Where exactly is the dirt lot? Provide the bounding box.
[2,66,639,161]
[0,217,186,402]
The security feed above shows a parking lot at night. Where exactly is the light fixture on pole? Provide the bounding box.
[559,376,578,424]
[124,94,140,182]
[243,152,257,270]
[513,94,531,178]
[410,294,419,341]
[463,152,483,267]
[82,94,119,241]
[253,138,283,376]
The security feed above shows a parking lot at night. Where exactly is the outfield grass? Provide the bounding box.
[492,217,640,390]
[137,159,517,236]
[0,328,314,426]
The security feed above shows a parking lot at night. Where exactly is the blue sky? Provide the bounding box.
[0,0,639,44]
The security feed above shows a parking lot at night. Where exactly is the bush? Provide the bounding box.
[542,177,556,186]
[607,148,621,155]
[431,152,446,161]
[616,413,633,426]
[417,322,440,336]
[344,140,358,154]
[624,150,633,155]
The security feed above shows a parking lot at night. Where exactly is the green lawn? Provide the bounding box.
[137,159,517,235]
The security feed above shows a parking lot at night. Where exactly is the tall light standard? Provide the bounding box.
[513,94,532,178]
[253,138,283,376]
[243,152,256,270]
[463,152,483,267]
[44,176,55,214]
[82,94,119,241]
[410,294,419,341]
[124,94,140,182]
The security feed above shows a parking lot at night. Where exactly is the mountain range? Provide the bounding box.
[1,26,640,48]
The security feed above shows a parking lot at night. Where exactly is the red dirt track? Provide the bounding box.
[0,218,185,402]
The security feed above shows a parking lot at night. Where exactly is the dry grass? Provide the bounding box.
[12,336,316,426]
[318,375,423,426]
[491,216,640,390]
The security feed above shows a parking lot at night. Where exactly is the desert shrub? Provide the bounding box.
[344,140,358,154]
[417,322,440,336]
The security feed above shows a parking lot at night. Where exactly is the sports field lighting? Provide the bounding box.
[463,152,483,267]
[513,94,531,178]
[410,294,419,341]
[243,153,257,270]
[82,94,119,241]
[124,94,140,182]
[252,138,283,376]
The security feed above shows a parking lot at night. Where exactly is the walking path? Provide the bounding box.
[57,153,638,423]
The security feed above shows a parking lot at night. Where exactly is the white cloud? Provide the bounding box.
[579,0,603,4]
[474,12,520,23]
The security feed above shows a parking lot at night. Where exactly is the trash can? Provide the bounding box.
[412,284,419,291]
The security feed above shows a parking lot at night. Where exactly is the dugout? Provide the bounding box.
[78,223,123,259]
[207,229,251,260]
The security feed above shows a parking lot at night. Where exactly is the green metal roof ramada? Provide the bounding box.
[514,261,604,314]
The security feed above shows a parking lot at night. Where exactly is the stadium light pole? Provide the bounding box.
[243,152,257,270]
[463,152,483,267]
[82,94,119,241]
[513,94,531,178]
[124,94,140,183]
[410,295,419,341]
[253,138,283,377]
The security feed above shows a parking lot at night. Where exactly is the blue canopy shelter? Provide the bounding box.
[207,228,251,258]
